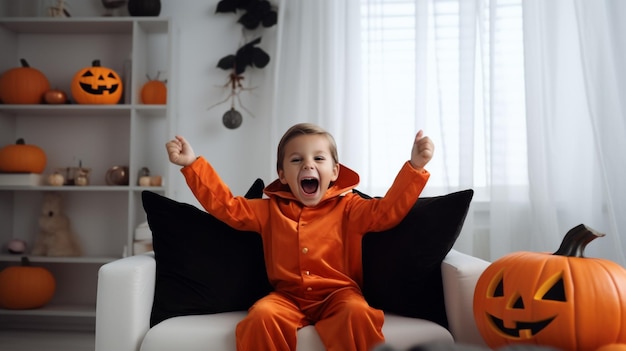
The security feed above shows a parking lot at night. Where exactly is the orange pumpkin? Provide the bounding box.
[0,257,56,309]
[0,138,47,173]
[140,73,167,104]
[473,224,626,350]
[71,59,123,104]
[0,58,50,104]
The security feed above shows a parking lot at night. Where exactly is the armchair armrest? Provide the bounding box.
[95,253,156,351]
[441,249,491,346]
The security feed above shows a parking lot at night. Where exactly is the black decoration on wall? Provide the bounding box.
[127,0,161,16]
[210,0,277,129]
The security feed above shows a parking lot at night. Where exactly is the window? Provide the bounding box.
[360,0,527,197]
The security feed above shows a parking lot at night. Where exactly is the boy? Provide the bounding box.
[166,123,434,351]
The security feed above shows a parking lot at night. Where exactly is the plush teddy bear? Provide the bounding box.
[31,192,82,257]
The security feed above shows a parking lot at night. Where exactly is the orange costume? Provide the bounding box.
[181,157,429,351]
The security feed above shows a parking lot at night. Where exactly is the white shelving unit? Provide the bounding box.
[0,17,173,330]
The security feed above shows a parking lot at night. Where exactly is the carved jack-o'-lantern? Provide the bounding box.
[71,60,123,104]
[473,224,626,351]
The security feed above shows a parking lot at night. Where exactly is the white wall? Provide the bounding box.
[1,0,278,206]
[160,0,277,205]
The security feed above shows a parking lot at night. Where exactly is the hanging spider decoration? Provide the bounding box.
[210,71,248,130]
[210,0,277,129]
[208,38,270,129]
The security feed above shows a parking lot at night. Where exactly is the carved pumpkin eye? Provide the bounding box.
[82,71,94,77]
[536,273,566,302]
[107,72,117,79]
[487,271,504,298]
[488,274,526,309]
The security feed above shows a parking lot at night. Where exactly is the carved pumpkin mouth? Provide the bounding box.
[487,314,555,339]
[79,82,119,95]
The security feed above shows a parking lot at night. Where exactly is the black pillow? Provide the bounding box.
[360,189,474,328]
[142,178,273,327]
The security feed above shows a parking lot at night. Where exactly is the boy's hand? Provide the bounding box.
[410,130,434,170]
[166,135,197,167]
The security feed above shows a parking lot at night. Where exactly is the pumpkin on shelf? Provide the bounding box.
[43,88,69,104]
[140,72,167,104]
[0,138,47,174]
[473,224,626,351]
[0,58,50,104]
[71,59,123,104]
[0,256,56,310]
[47,171,65,186]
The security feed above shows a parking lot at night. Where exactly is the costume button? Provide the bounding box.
[302,247,309,254]
[307,287,312,291]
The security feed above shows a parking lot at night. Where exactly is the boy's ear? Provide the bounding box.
[331,163,340,182]
[278,169,288,184]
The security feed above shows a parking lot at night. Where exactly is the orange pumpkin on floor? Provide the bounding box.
[0,257,56,309]
[473,224,626,350]
[71,59,123,104]
[0,58,50,104]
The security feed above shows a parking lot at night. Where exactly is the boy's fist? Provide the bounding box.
[410,130,434,170]
[166,135,196,167]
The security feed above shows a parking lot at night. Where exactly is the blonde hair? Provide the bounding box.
[276,123,339,172]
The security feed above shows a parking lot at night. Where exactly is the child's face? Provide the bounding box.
[278,134,340,207]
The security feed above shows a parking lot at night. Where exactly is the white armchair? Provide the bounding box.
[95,249,490,351]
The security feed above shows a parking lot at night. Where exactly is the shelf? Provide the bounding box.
[0,185,165,191]
[0,304,96,318]
[0,104,130,116]
[0,15,171,330]
[0,255,118,264]
[0,104,166,116]
[0,17,169,35]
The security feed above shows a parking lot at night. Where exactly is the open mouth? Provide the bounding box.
[300,178,319,195]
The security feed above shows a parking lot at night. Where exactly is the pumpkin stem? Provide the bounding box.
[553,224,605,258]
[146,72,163,81]
[20,256,31,266]
[16,138,26,145]
[19,58,30,68]
[92,59,101,67]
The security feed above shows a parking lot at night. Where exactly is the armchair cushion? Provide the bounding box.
[142,179,272,327]
[359,189,474,328]
[143,183,473,330]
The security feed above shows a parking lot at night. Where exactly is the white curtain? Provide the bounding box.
[523,0,626,265]
[270,0,367,177]
[271,0,626,266]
